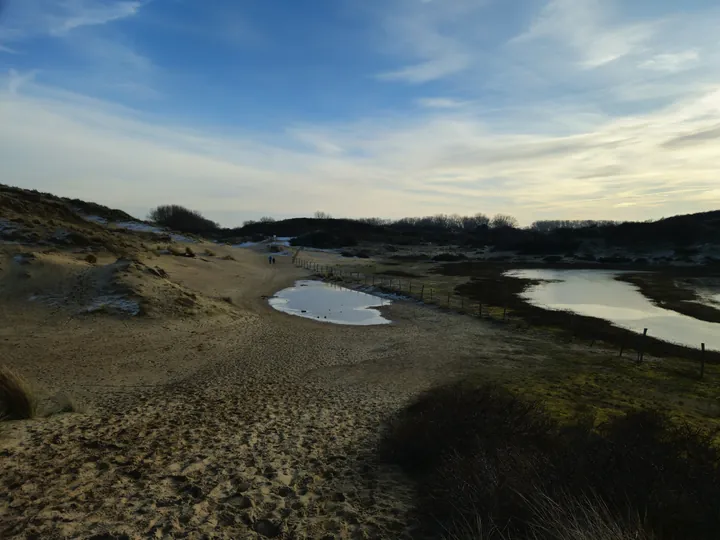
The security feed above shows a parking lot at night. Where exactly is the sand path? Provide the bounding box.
[1,247,529,539]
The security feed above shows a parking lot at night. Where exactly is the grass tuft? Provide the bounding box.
[0,366,38,421]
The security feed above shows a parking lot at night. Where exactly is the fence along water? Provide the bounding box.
[293,258,711,378]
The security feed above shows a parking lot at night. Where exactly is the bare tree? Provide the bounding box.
[490,214,519,229]
[314,211,332,219]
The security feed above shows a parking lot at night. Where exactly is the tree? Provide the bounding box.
[259,216,276,223]
[314,211,332,219]
[490,214,519,229]
[148,205,219,234]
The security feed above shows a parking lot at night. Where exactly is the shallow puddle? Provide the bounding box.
[269,280,391,325]
[507,269,720,351]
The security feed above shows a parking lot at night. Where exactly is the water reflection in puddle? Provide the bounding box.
[507,269,720,351]
[269,280,391,325]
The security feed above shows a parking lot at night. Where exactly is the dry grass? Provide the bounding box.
[0,366,38,421]
[448,493,652,540]
[205,249,216,257]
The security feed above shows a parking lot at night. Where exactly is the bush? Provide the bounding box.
[0,366,37,421]
[599,256,632,264]
[148,205,218,234]
[184,246,195,258]
[543,255,564,263]
[85,253,97,264]
[290,231,357,249]
[432,253,468,262]
[381,383,720,540]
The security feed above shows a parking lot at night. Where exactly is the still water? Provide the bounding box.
[269,280,391,325]
[506,269,720,351]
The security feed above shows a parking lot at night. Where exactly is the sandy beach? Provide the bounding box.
[1,242,543,539]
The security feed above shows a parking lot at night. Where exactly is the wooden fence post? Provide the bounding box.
[409,281,412,295]
[420,284,425,301]
[701,343,706,379]
[638,328,648,363]
[478,302,482,317]
[447,293,451,307]
[429,288,433,301]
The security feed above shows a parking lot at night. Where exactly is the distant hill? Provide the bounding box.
[2,183,718,258]
[0,184,193,252]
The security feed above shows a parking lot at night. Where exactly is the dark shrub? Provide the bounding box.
[148,205,218,235]
[432,253,468,262]
[543,255,563,263]
[599,256,632,264]
[576,254,597,261]
[382,383,720,540]
[291,231,357,249]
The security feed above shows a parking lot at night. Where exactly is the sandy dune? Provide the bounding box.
[1,243,550,539]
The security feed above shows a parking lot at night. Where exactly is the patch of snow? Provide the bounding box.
[0,218,15,233]
[170,233,195,243]
[83,295,141,316]
[13,254,34,265]
[82,215,108,225]
[78,213,197,243]
[114,221,164,234]
[51,228,70,241]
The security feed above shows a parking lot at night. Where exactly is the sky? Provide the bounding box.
[1,0,719,227]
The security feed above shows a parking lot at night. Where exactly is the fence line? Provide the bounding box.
[292,257,710,378]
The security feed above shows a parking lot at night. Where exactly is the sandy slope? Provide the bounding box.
[1,244,541,539]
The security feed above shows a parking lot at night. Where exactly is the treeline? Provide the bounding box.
[530,219,621,232]
[146,203,720,251]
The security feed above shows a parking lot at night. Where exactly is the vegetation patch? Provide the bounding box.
[618,272,720,324]
[382,383,720,540]
[0,366,37,421]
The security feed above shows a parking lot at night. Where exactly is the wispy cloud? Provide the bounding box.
[48,0,142,36]
[6,68,37,93]
[2,73,720,225]
[416,97,467,109]
[640,50,700,73]
[0,0,143,43]
[513,0,655,69]
[373,0,491,83]
[1,0,155,100]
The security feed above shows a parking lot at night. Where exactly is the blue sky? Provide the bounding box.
[1,0,719,226]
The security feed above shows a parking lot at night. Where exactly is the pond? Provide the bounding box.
[506,269,720,351]
[269,280,392,325]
